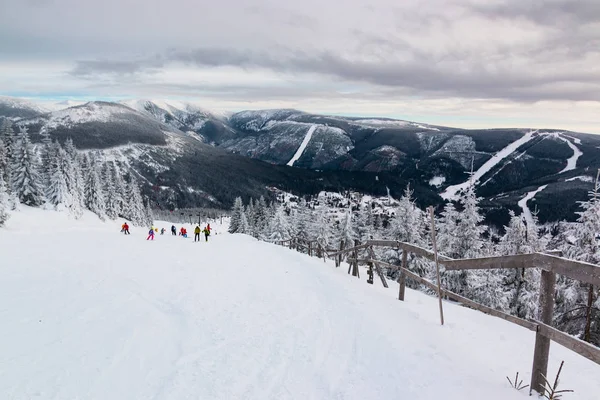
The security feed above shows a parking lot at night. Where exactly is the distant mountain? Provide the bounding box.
[0,96,49,119]
[1,96,599,226]
[1,99,436,212]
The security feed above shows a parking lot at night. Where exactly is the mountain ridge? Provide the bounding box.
[1,96,598,226]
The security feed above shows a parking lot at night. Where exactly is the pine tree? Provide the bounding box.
[83,153,106,218]
[268,206,291,241]
[111,162,126,218]
[102,162,119,220]
[46,144,73,210]
[62,139,84,218]
[10,126,44,206]
[294,200,311,243]
[245,198,256,235]
[254,196,269,238]
[229,197,244,233]
[0,174,10,226]
[389,185,424,245]
[39,129,53,187]
[313,207,332,251]
[124,177,146,225]
[238,210,249,234]
[564,172,600,343]
[0,137,7,186]
[355,203,372,242]
[0,119,16,189]
[338,209,358,250]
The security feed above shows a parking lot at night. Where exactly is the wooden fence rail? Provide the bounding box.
[271,233,600,395]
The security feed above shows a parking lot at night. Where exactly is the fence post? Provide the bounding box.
[530,269,557,395]
[399,250,407,301]
[336,240,344,268]
[429,206,444,326]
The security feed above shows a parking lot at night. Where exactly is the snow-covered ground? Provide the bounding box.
[518,185,548,225]
[441,130,537,200]
[287,124,317,166]
[558,136,583,173]
[1,208,598,400]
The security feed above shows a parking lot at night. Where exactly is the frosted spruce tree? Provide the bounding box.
[0,119,16,189]
[10,126,44,206]
[102,162,119,220]
[562,172,600,343]
[62,138,84,218]
[312,207,332,255]
[0,174,10,226]
[253,196,270,238]
[338,208,358,251]
[497,211,546,318]
[228,197,245,234]
[83,153,106,219]
[46,144,73,210]
[383,185,429,280]
[267,205,291,241]
[123,176,146,225]
[111,162,126,218]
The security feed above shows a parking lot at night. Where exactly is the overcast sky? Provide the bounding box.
[1,0,599,132]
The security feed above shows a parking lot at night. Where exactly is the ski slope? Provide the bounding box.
[1,208,599,400]
[441,130,537,200]
[518,185,548,225]
[558,136,583,173]
[287,125,317,166]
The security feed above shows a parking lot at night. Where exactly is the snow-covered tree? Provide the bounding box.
[111,163,126,217]
[46,144,72,210]
[238,210,250,234]
[355,202,373,242]
[39,129,53,187]
[0,174,10,226]
[10,126,44,206]
[62,138,84,218]
[83,153,106,218]
[0,138,7,185]
[229,197,245,234]
[313,207,332,252]
[294,200,311,243]
[561,174,600,343]
[455,183,487,259]
[338,209,358,250]
[123,176,146,225]
[254,196,270,238]
[102,162,119,220]
[267,205,291,241]
[389,185,424,245]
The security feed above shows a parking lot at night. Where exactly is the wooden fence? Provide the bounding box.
[272,235,600,395]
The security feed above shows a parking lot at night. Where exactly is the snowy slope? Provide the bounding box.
[558,135,583,173]
[1,208,599,400]
[441,130,537,200]
[287,124,317,166]
[518,185,548,225]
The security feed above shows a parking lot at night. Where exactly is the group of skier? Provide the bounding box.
[121,222,213,242]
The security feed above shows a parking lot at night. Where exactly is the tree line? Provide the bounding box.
[0,119,152,227]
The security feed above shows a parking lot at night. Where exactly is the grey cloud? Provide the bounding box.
[471,0,600,27]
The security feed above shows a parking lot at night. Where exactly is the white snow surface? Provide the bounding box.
[441,130,537,200]
[287,124,317,166]
[1,208,599,400]
[429,176,446,187]
[518,185,548,225]
[566,175,594,182]
[558,135,583,173]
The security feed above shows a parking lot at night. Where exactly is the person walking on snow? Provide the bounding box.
[171,225,177,236]
[160,228,165,235]
[194,225,201,242]
[203,226,210,242]
[147,227,155,241]
[122,222,130,235]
